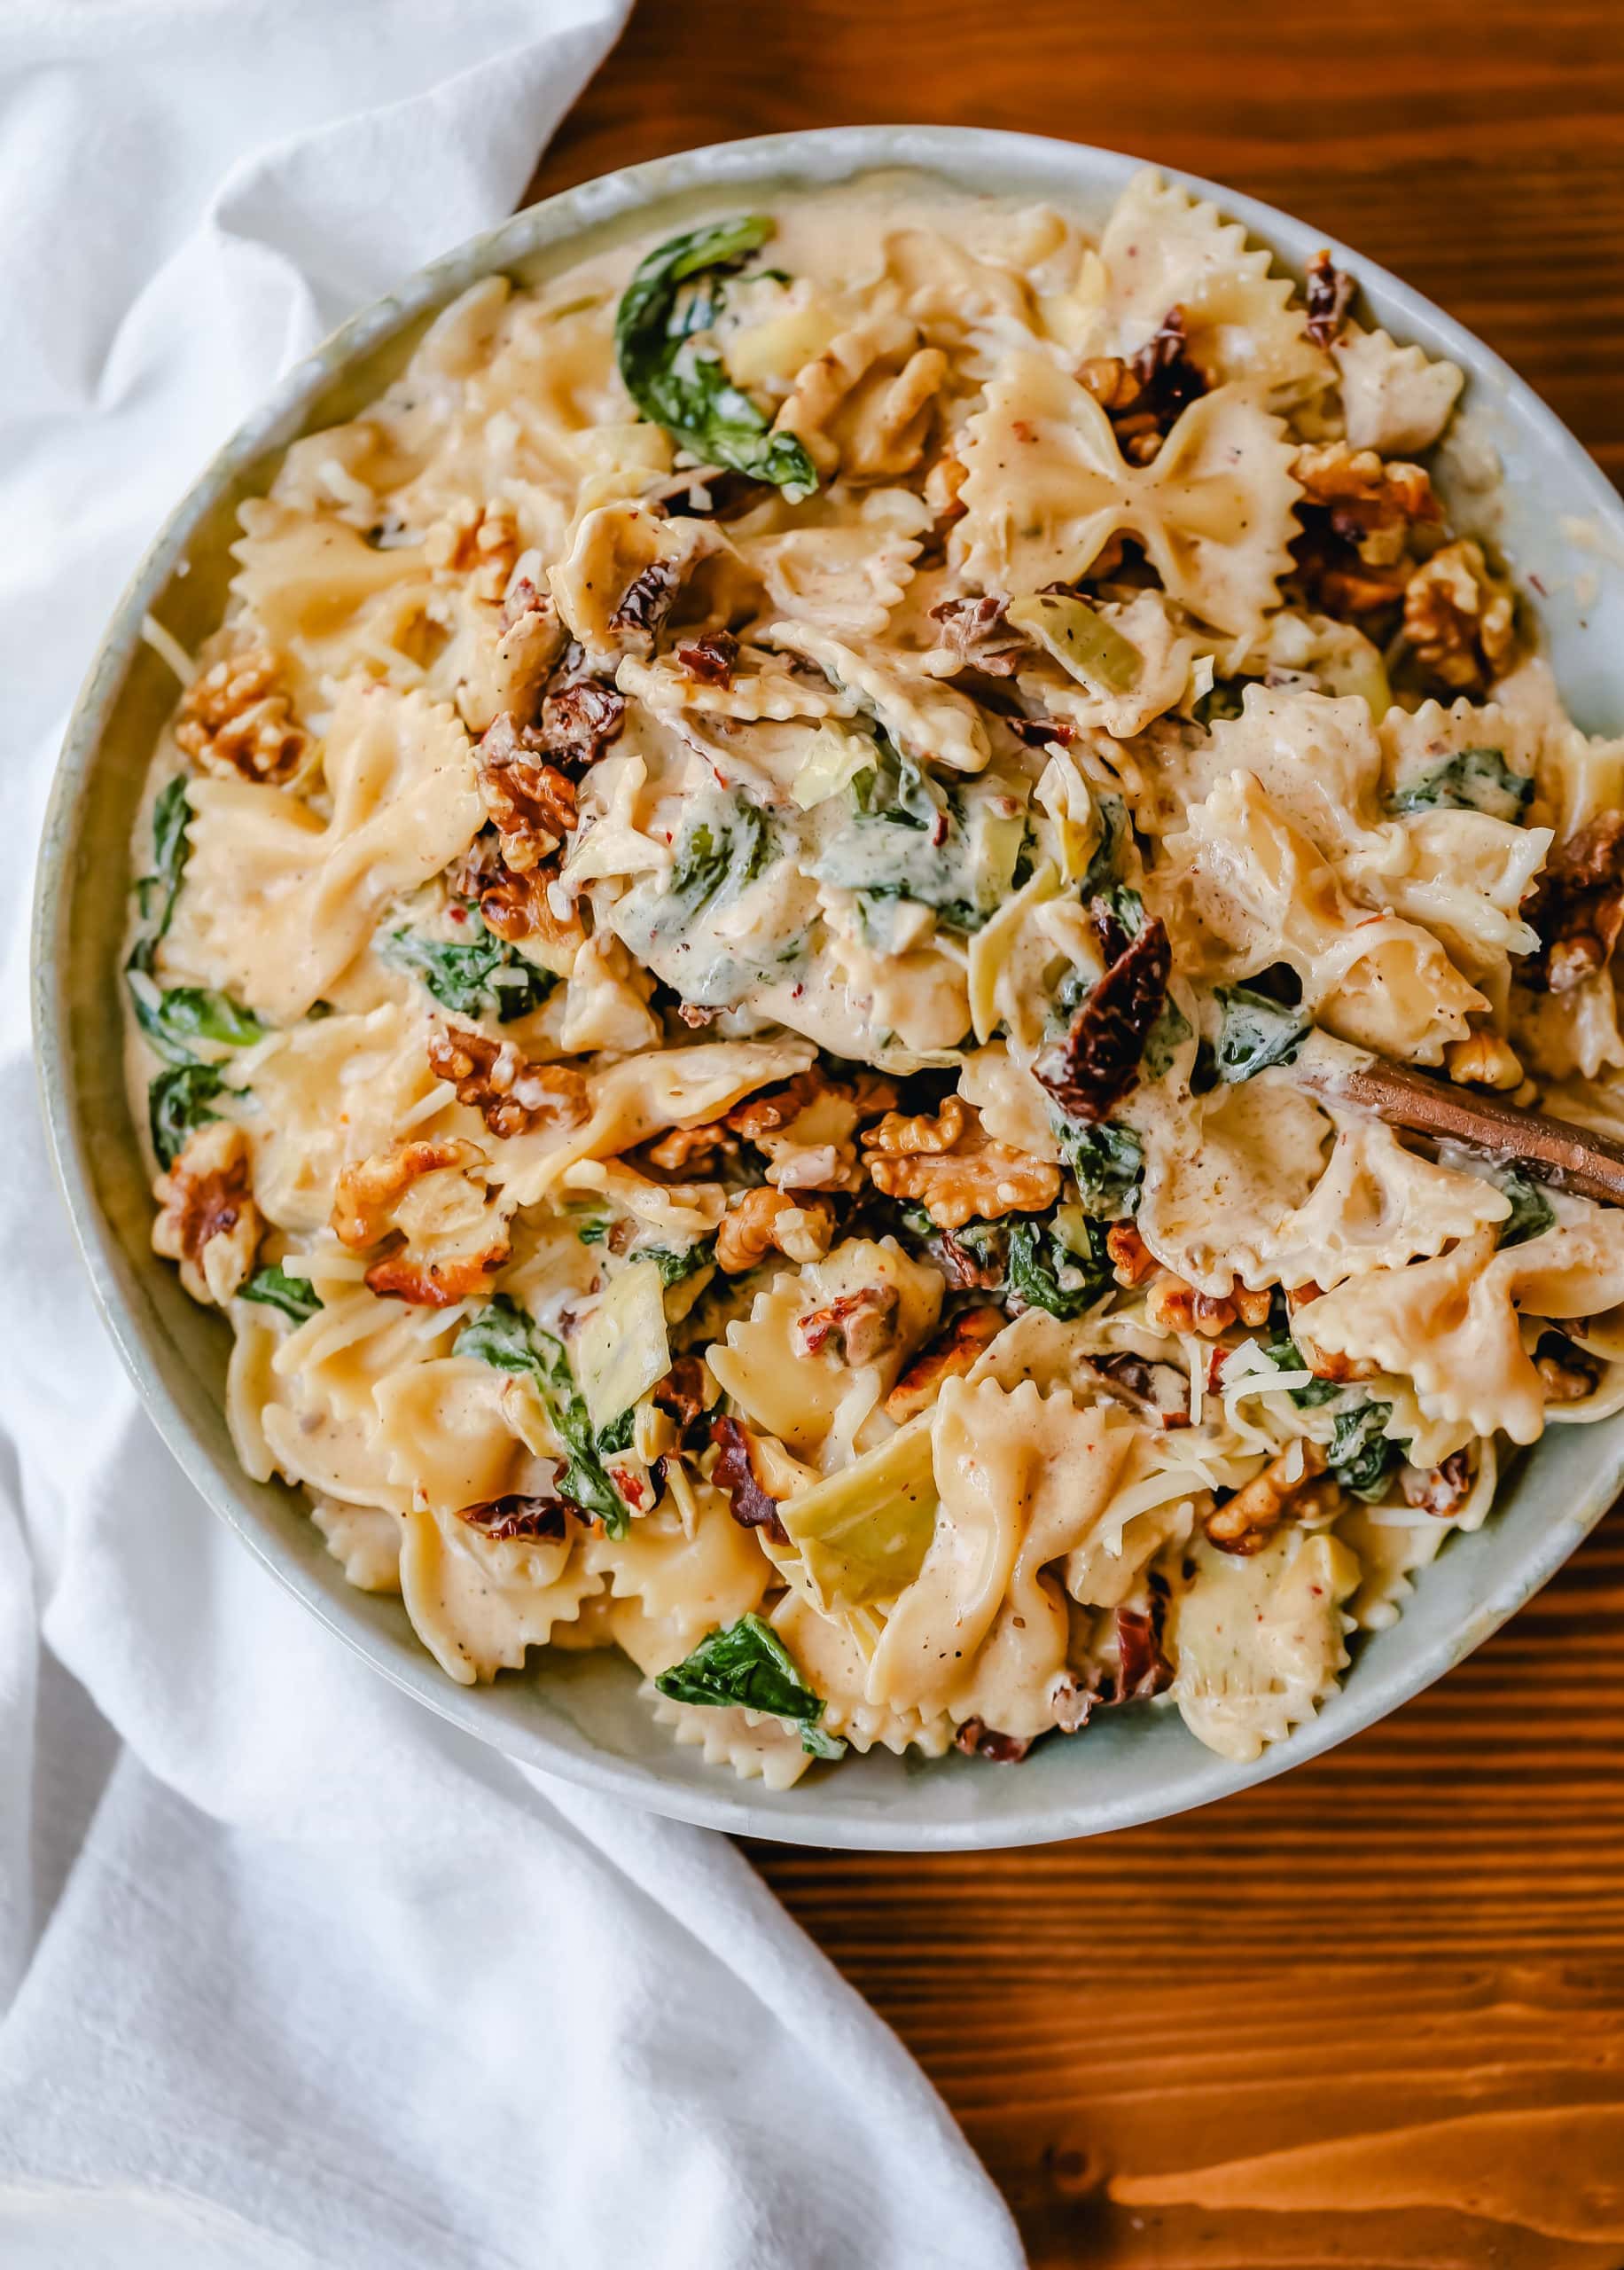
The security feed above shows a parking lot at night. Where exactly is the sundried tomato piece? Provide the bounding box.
[708,1415,788,1544]
[1035,904,1173,1123]
[458,1493,570,1541]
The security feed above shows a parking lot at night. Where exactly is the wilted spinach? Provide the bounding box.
[1213,984,1310,1082]
[379,912,554,1022]
[1051,1115,1144,1217]
[653,1611,845,1758]
[135,777,192,936]
[241,1265,324,1324]
[1006,1215,1112,1320]
[1386,747,1532,823]
[1328,1400,1403,1499]
[149,1062,225,1169]
[1489,1165,1556,1249]
[614,217,818,495]
[668,802,776,918]
[453,1294,628,1535]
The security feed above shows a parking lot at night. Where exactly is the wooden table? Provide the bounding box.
[531,9,1624,2257]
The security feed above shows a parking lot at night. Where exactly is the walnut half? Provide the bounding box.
[862,1098,1061,1231]
[174,647,306,783]
[152,1120,262,1306]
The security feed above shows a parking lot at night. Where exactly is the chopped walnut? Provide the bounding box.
[1399,1450,1473,1516]
[954,1718,1032,1764]
[474,712,579,872]
[1204,1439,1328,1555]
[1145,1272,1239,1341]
[863,1098,1061,1232]
[1402,538,1517,692]
[1536,1340,1600,1404]
[1106,1223,1158,1288]
[1446,1032,1524,1091]
[645,1122,738,1174]
[426,499,522,603]
[793,1285,899,1366]
[174,648,307,783]
[925,452,967,523]
[452,832,585,957]
[1077,306,1207,465]
[1522,810,1624,994]
[884,1305,1004,1421]
[654,1356,714,1447]
[927,595,1029,677]
[1304,251,1356,350]
[713,1187,835,1272]
[152,1120,262,1306]
[332,1136,488,1248]
[1293,442,1438,568]
[364,1246,509,1307]
[426,1026,588,1139]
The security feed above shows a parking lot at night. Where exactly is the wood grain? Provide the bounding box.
[530,7,1624,2258]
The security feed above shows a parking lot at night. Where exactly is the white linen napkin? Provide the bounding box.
[0,9,1027,2264]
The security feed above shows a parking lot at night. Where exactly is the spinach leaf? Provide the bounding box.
[1214,984,1311,1082]
[1492,1166,1555,1249]
[135,777,192,936]
[129,978,266,1067]
[379,912,554,1022]
[595,1406,636,1457]
[1052,1115,1144,1217]
[241,1265,324,1324]
[1261,1336,1340,1408]
[1386,747,1532,823]
[1142,998,1191,1082]
[653,1610,845,1759]
[1006,1216,1111,1320]
[1328,1401,1403,1500]
[815,741,1024,934]
[614,217,818,496]
[576,1217,610,1248]
[149,1062,224,1169]
[1080,793,1128,900]
[453,1294,629,1536]
[641,1237,716,1288]
[668,802,775,918]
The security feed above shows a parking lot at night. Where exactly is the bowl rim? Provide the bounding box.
[33,122,1624,1851]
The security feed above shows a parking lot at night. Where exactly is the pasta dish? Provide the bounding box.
[125,171,1624,1787]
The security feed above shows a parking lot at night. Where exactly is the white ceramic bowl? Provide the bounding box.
[35,127,1624,1850]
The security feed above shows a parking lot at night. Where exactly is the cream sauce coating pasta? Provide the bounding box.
[125,169,1624,1782]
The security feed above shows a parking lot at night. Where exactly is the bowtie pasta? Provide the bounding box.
[128,171,1624,1786]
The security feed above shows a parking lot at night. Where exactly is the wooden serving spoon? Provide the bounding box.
[1295,1051,1624,1208]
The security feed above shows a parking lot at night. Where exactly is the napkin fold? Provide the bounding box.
[0,7,1026,2263]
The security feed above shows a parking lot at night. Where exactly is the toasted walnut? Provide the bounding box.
[1399,1449,1472,1516]
[1204,1438,1328,1555]
[713,1188,835,1272]
[1402,538,1517,691]
[645,1122,738,1174]
[426,499,522,603]
[174,648,306,783]
[474,712,579,873]
[863,1098,1060,1231]
[925,452,967,523]
[726,1070,832,1144]
[1522,811,1624,994]
[426,1026,588,1139]
[1146,1272,1238,1341]
[1077,306,1207,465]
[1304,250,1356,350]
[884,1305,1005,1421]
[794,1285,899,1366]
[1293,442,1438,568]
[1106,1223,1158,1288]
[152,1120,262,1306]
[1535,1339,1600,1404]
[1085,1351,1191,1429]
[954,1718,1032,1764]
[332,1137,488,1249]
[1446,1032,1524,1091]
[927,594,1029,677]
[865,1097,968,1158]
[364,1247,508,1308]
[453,835,585,957]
